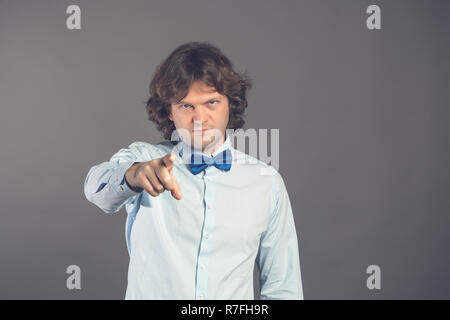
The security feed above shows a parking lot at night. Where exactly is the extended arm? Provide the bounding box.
[84,142,145,213]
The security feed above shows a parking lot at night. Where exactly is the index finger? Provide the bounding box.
[169,172,182,200]
[161,152,176,171]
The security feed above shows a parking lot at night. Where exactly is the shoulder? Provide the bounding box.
[121,140,178,161]
[231,147,278,172]
[231,148,289,215]
[231,147,284,189]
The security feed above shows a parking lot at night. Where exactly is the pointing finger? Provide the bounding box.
[170,173,182,200]
[161,152,176,172]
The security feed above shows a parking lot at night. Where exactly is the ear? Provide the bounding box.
[168,105,174,121]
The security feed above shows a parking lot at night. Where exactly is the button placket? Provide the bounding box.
[195,171,217,300]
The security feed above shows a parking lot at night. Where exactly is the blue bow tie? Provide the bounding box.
[190,149,232,175]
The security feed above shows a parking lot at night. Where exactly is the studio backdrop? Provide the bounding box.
[0,0,449,299]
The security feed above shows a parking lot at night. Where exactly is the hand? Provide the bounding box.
[124,152,182,200]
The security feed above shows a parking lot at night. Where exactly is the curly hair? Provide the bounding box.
[145,41,253,141]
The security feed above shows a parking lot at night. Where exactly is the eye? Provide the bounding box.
[180,104,192,109]
[209,100,218,105]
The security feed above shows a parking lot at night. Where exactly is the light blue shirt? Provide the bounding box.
[84,134,304,300]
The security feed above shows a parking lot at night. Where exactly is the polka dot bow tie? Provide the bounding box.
[189,149,232,175]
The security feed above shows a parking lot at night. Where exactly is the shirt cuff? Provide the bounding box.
[112,162,144,198]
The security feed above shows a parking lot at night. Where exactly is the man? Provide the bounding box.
[84,41,303,299]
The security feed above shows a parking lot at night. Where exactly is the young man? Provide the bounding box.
[84,41,303,300]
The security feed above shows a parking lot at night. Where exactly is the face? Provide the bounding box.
[169,80,230,154]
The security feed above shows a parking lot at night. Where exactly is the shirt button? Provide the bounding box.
[207,204,212,209]
[200,264,205,270]
[119,186,124,191]
[199,293,204,299]
[204,233,209,239]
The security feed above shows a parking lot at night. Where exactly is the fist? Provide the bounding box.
[124,152,182,200]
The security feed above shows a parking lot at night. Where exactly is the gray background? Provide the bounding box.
[0,0,449,299]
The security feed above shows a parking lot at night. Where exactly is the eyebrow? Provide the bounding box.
[175,96,222,105]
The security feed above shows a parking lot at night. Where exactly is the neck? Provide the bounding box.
[177,132,227,156]
[201,135,225,155]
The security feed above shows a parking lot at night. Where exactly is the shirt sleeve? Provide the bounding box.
[83,142,146,214]
[256,173,304,300]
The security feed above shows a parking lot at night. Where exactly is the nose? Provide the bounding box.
[192,106,208,126]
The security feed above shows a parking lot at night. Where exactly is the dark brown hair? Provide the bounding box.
[145,41,253,141]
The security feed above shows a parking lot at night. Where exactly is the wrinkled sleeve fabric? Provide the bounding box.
[256,173,304,300]
[84,142,146,214]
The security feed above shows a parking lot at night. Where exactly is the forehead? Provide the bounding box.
[187,80,217,95]
[174,81,223,103]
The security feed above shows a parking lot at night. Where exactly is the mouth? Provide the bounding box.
[192,128,210,133]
